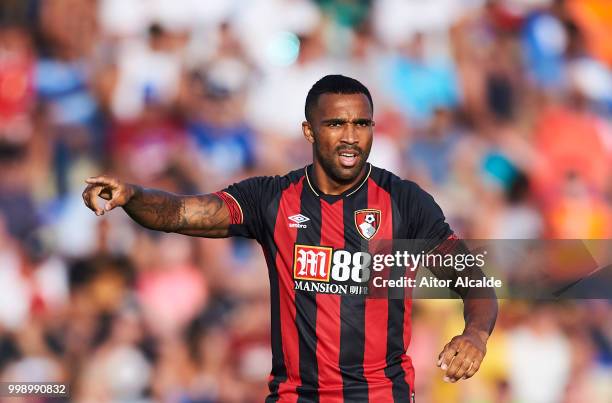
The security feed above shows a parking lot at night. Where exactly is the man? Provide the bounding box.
[83,75,497,402]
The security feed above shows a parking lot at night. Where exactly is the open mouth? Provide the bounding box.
[338,150,360,168]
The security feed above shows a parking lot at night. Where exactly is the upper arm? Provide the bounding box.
[398,181,469,295]
[402,181,452,248]
[221,176,280,240]
[178,176,277,241]
[176,176,279,239]
[402,185,494,299]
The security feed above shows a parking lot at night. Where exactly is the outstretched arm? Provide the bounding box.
[82,175,231,238]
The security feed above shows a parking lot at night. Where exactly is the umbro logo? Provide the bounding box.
[288,214,310,228]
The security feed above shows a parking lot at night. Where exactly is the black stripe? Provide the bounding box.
[264,187,288,403]
[340,182,369,402]
[295,184,322,403]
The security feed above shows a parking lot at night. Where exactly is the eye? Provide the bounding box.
[328,122,342,128]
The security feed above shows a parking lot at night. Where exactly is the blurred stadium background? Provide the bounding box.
[0,0,611,402]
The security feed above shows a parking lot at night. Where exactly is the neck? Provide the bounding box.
[312,160,367,195]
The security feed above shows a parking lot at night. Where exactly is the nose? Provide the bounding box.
[341,123,358,145]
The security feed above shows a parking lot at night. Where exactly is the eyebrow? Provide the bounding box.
[321,118,373,125]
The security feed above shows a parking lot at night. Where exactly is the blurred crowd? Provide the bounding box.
[0,0,611,402]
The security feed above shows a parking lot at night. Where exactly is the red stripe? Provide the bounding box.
[364,178,395,401]
[275,178,305,403]
[316,199,344,402]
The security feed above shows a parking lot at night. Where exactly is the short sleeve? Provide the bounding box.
[216,176,279,241]
[403,181,453,251]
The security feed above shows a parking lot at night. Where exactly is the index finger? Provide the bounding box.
[85,176,115,186]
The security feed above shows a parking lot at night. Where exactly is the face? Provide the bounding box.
[303,93,374,184]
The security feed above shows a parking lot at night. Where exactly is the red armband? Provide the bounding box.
[432,233,460,255]
[214,191,243,225]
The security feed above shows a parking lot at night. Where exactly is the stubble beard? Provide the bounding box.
[314,141,368,186]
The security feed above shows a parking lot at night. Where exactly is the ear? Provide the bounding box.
[302,121,315,144]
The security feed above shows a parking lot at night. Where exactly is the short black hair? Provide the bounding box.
[305,75,373,122]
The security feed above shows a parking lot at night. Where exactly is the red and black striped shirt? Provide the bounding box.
[219,163,452,402]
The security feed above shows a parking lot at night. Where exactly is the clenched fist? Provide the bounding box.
[82,175,136,216]
[437,328,488,382]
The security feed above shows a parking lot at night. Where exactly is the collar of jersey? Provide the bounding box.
[305,163,371,201]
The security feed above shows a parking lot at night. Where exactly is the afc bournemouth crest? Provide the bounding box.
[354,209,381,240]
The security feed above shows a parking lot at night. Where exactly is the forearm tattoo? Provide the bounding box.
[123,187,228,233]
